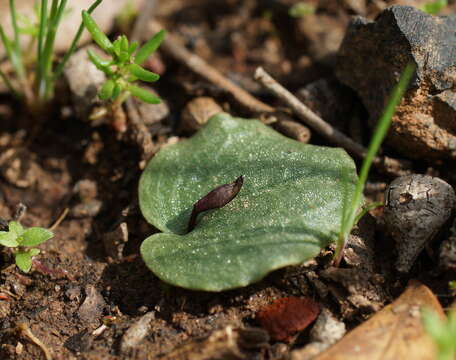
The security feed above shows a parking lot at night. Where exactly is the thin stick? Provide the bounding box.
[255,67,368,159]
[148,21,273,114]
[255,67,412,176]
[125,97,156,164]
[49,208,69,231]
[17,322,53,360]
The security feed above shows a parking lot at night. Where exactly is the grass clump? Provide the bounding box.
[0,0,102,108]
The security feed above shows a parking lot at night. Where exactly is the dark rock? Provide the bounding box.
[336,5,456,160]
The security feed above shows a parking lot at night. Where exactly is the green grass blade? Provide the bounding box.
[53,0,103,81]
[37,0,48,63]
[336,62,416,263]
[9,0,25,79]
[38,0,68,100]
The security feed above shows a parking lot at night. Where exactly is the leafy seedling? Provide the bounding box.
[0,0,102,106]
[139,113,358,291]
[82,11,165,105]
[421,0,448,14]
[422,307,456,360]
[0,221,53,272]
[334,62,416,266]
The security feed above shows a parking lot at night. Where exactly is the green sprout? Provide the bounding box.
[289,2,315,18]
[0,221,53,272]
[422,307,456,360]
[82,11,165,106]
[334,62,416,265]
[0,0,102,107]
[421,0,448,15]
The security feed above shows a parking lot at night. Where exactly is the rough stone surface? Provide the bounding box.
[336,5,456,160]
[384,174,456,272]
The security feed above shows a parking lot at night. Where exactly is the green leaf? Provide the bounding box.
[82,10,113,54]
[20,227,53,246]
[120,35,129,52]
[0,231,19,247]
[112,81,123,99]
[15,250,33,272]
[128,85,161,104]
[87,49,112,73]
[135,29,165,65]
[29,248,40,256]
[128,41,139,56]
[126,64,160,82]
[139,113,358,291]
[99,79,115,100]
[8,221,24,236]
[422,0,447,14]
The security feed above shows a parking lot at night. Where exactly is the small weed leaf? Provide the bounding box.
[82,10,113,54]
[0,231,19,247]
[135,30,166,65]
[139,113,358,291]
[20,227,53,247]
[8,221,24,236]
[14,250,33,272]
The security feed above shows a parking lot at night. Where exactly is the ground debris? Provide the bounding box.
[77,285,106,326]
[291,309,346,360]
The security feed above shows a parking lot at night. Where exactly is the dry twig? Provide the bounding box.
[254,67,411,175]
[148,21,274,114]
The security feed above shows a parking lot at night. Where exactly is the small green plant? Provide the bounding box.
[0,0,102,107]
[289,2,315,17]
[421,0,448,15]
[0,221,53,272]
[334,62,416,265]
[82,11,165,106]
[422,307,456,360]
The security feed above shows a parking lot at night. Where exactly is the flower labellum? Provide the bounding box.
[188,176,244,232]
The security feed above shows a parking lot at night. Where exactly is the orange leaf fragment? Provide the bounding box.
[257,297,320,342]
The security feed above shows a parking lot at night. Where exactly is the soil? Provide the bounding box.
[0,1,454,359]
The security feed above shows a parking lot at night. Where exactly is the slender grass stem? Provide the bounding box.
[37,0,48,64]
[334,62,416,265]
[53,0,103,81]
[9,0,26,80]
[38,0,67,101]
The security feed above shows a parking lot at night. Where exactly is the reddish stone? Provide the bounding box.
[256,297,320,342]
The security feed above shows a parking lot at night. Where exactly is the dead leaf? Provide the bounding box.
[257,297,320,342]
[309,281,444,360]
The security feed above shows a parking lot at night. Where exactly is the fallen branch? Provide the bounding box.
[148,21,273,114]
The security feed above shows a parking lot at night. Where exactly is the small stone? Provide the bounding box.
[180,97,223,133]
[384,174,456,272]
[120,312,155,353]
